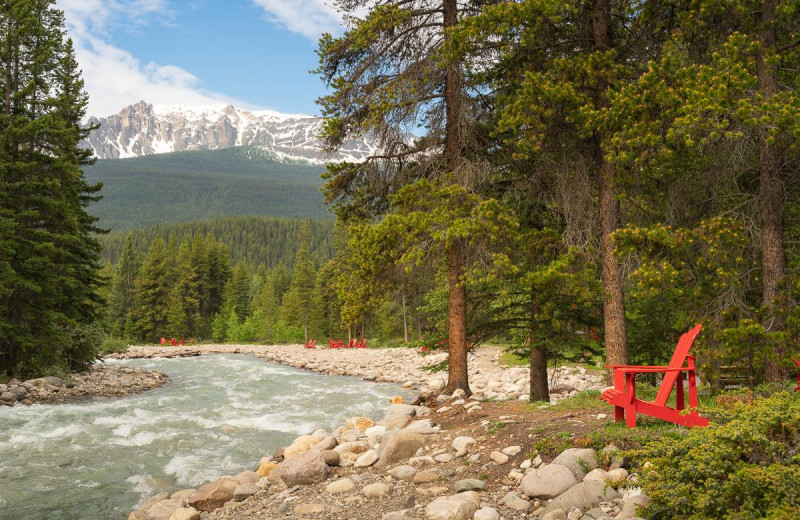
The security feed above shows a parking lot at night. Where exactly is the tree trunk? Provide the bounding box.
[401,288,409,343]
[756,0,786,383]
[441,0,470,396]
[593,0,628,375]
[529,289,549,402]
[444,238,471,395]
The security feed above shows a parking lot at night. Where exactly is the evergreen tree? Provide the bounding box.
[165,237,201,338]
[131,237,173,342]
[281,223,316,341]
[108,235,140,338]
[0,0,104,376]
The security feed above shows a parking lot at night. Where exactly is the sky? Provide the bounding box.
[55,0,348,118]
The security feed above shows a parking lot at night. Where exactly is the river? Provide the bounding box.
[0,353,414,520]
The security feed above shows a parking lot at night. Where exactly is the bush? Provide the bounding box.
[634,391,800,519]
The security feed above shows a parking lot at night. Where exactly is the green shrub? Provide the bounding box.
[634,392,800,519]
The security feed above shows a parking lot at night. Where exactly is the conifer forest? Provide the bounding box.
[1,0,799,398]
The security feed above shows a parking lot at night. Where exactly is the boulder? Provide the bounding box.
[376,430,425,468]
[256,461,278,477]
[346,416,375,432]
[451,436,476,457]
[381,404,417,429]
[187,477,238,512]
[233,483,259,501]
[490,451,509,464]
[145,499,182,520]
[170,489,195,503]
[519,463,578,499]
[425,491,480,520]
[539,480,619,517]
[321,450,340,467]
[617,494,650,519]
[283,435,319,458]
[474,507,500,520]
[234,470,261,485]
[314,435,338,451]
[583,468,608,482]
[278,450,329,486]
[551,448,598,479]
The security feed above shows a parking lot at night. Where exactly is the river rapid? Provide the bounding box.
[0,353,414,520]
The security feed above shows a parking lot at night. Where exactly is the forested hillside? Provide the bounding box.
[82,146,328,231]
[99,216,335,268]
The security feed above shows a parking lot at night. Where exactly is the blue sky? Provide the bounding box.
[56,0,345,118]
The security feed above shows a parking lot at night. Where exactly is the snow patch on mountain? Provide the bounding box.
[81,101,376,164]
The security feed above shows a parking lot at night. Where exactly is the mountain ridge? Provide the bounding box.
[82,101,375,163]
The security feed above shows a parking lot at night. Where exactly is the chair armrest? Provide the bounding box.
[605,365,693,374]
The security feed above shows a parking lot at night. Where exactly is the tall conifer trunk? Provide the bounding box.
[593,0,628,373]
[442,0,471,396]
[529,291,549,402]
[756,0,786,382]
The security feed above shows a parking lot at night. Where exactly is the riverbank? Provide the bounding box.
[0,364,169,406]
[110,343,607,403]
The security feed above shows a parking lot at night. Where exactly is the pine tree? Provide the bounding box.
[281,224,316,342]
[108,235,140,338]
[0,1,104,375]
[131,237,173,342]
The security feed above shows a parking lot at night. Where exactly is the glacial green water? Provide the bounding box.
[0,353,414,520]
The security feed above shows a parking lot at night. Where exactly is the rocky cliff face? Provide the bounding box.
[82,101,375,163]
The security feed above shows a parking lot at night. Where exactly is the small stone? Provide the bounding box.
[501,446,522,456]
[453,479,486,492]
[583,468,609,482]
[168,508,200,520]
[234,470,261,485]
[383,512,408,520]
[500,491,530,511]
[256,461,278,477]
[425,491,479,520]
[354,449,379,468]
[490,451,509,464]
[413,470,439,484]
[346,416,375,432]
[541,508,566,520]
[520,459,532,469]
[435,453,455,463]
[473,507,500,520]
[596,413,607,420]
[295,503,325,515]
[389,465,417,480]
[327,478,356,494]
[363,482,391,499]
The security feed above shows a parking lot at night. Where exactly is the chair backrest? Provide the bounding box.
[654,324,703,405]
[793,358,800,368]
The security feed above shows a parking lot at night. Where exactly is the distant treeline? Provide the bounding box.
[99,216,335,269]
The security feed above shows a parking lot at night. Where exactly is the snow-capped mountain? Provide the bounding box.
[82,101,375,164]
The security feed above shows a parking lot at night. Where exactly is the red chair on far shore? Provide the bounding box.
[793,358,800,392]
[304,339,317,349]
[329,338,343,349]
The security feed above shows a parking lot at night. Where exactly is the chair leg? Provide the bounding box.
[676,372,685,410]
[625,406,637,428]
[615,405,624,423]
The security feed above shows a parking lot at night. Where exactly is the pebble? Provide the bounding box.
[490,451,509,464]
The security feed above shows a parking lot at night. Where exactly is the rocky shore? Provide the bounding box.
[128,395,647,520]
[0,364,169,406]
[111,344,607,403]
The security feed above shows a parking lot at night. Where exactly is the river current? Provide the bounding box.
[0,353,414,520]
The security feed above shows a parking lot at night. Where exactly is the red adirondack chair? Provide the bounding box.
[304,339,316,349]
[793,358,800,392]
[356,338,367,348]
[600,324,709,428]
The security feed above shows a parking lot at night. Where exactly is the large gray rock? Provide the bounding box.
[519,463,578,499]
[453,479,486,492]
[425,491,480,520]
[314,435,338,451]
[0,391,16,402]
[381,404,417,429]
[233,483,259,501]
[187,478,238,512]
[278,450,330,486]
[376,430,425,468]
[168,508,200,520]
[499,491,530,511]
[539,480,619,517]
[617,494,650,519]
[551,448,598,479]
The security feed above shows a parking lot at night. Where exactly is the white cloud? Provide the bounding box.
[247,0,344,40]
[57,0,242,118]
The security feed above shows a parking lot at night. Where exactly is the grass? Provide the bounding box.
[498,351,528,367]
